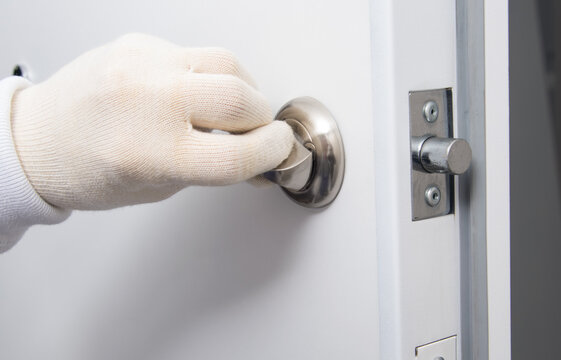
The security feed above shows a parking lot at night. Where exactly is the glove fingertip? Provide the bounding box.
[260,121,296,169]
[247,175,275,187]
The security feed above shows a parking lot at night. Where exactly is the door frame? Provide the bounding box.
[457,0,511,359]
[370,0,510,358]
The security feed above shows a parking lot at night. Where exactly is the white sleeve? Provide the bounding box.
[0,76,71,253]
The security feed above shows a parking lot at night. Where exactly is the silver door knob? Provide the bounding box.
[411,136,472,175]
[263,97,345,208]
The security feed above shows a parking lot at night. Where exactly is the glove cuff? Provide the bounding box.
[0,76,70,252]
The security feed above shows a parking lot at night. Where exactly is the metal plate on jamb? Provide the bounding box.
[415,335,457,360]
[410,88,453,220]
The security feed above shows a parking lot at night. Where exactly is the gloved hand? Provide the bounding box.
[10,33,294,210]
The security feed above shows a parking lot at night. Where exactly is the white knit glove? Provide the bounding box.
[10,33,294,210]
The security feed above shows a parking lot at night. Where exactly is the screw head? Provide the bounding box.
[423,100,439,123]
[424,185,441,207]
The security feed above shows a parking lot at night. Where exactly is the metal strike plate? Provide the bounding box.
[415,335,457,360]
[410,88,453,220]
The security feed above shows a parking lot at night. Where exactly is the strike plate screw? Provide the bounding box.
[425,185,441,207]
[423,100,439,123]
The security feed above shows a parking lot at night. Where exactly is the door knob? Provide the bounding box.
[411,136,472,175]
[263,97,345,208]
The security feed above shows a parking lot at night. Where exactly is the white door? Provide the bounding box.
[0,1,509,359]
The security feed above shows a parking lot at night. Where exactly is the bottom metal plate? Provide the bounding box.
[415,335,457,360]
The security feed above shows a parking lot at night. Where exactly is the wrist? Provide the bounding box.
[11,83,63,208]
[0,76,69,251]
